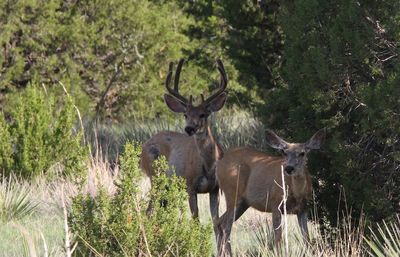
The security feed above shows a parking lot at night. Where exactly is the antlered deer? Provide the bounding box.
[216,129,325,256]
[141,59,228,223]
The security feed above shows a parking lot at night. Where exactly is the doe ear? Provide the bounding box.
[207,92,227,113]
[164,94,186,113]
[305,128,326,150]
[265,129,288,150]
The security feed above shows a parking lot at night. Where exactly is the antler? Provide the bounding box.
[165,59,188,104]
[203,59,228,105]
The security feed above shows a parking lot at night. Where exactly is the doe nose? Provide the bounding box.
[185,126,196,136]
[285,166,295,175]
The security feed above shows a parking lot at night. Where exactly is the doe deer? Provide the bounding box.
[141,59,228,223]
[215,129,325,256]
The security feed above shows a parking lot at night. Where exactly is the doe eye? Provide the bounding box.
[299,152,305,157]
[184,114,188,119]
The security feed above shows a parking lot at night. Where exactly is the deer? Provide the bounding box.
[215,129,325,256]
[140,59,228,224]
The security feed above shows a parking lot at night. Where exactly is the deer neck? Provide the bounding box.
[287,169,312,200]
[194,126,222,173]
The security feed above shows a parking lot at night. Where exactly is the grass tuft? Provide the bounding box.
[0,178,38,223]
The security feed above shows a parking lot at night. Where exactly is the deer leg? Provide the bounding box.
[216,210,234,257]
[216,200,248,257]
[210,186,220,238]
[234,200,249,221]
[272,210,282,246]
[189,193,199,219]
[297,211,309,243]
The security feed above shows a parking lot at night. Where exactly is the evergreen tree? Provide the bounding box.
[267,0,400,224]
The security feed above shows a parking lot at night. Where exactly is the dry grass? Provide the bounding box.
[0,154,395,257]
[0,155,371,257]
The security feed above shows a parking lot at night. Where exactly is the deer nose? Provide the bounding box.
[185,126,196,136]
[285,166,295,175]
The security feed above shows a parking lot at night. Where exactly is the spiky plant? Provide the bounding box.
[0,178,38,223]
[365,216,400,257]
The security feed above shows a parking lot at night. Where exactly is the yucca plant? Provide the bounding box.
[0,178,38,223]
[365,216,400,257]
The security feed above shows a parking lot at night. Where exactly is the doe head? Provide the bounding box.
[164,59,228,136]
[265,129,326,176]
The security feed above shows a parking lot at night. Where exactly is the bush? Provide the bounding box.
[0,85,87,179]
[69,142,211,256]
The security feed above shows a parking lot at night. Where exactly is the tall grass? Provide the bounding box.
[84,109,268,162]
[365,215,400,257]
[1,111,399,256]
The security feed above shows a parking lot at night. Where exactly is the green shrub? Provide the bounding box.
[0,115,13,173]
[69,142,211,256]
[0,85,87,179]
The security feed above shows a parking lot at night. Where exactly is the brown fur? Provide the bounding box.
[140,59,228,223]
[215,129,325,257]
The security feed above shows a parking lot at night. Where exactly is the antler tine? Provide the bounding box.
[174,59,185,91]
[204,59,228,105]
[200,94,205,103]
[165,59,188,104]
[165,62,174,88]
[217,59,228,91]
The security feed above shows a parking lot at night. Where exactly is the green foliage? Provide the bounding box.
[265,0,400,224]
[70,142,211,256]
[0,0,240,121]
[177,0,282,107]
[0,115,13,172]
[0,85,87,179]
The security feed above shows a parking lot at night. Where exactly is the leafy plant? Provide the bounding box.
[0,85,87,179]
[69,142,211,256]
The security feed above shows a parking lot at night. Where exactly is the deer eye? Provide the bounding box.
[199,114,206,119]
[299,152,305,157]
[184,114,188,119]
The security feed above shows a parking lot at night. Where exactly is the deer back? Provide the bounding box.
[216,147,313,214]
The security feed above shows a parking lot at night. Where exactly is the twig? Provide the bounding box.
[58,81,86,145]
[62,185,73,257]
[281,165,289,256]
[40,231,49,257]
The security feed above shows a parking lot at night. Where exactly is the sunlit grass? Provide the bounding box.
[1,112,399,256]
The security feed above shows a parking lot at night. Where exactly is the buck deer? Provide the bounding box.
[215,129,325,256]
[141,59,228,223]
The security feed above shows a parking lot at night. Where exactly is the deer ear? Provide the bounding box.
[305,128,326,150]
[164,94,186,113]
[265,130,288,150]
[207,92,227,113]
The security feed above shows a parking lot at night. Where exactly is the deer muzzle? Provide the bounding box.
[284,165,295,175]
[185,126,196,136]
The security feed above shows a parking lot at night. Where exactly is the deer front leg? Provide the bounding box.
[209,186,220,224]
[189,192,199,219]
[272,210,282,246]
[297,210,309,243]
